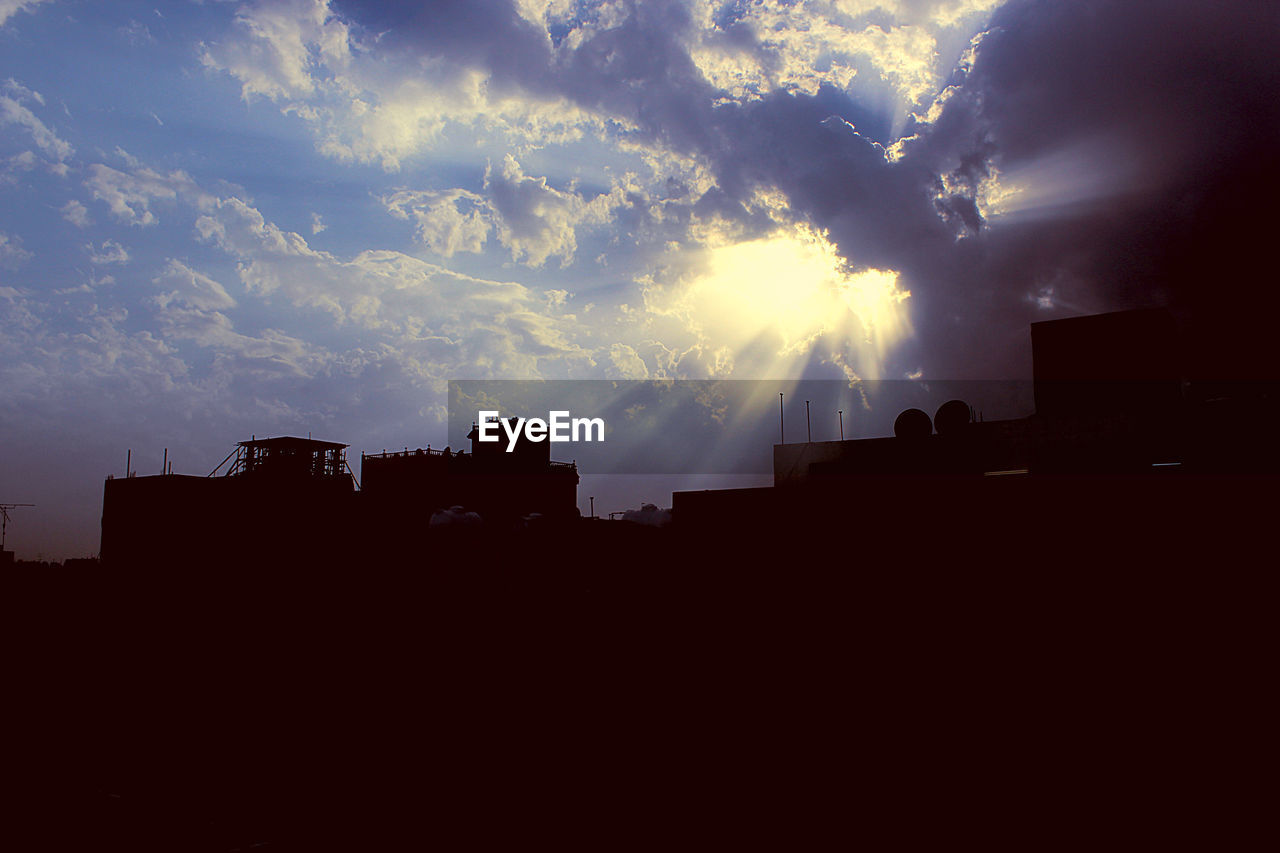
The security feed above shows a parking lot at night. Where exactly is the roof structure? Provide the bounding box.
[238,436,348,451]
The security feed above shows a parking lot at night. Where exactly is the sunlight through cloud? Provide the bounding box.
[644,226,911,380]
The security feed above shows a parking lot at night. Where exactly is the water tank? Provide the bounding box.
[894,408,932,438]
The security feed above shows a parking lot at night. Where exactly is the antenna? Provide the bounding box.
[779,392,784,444]
[839,410,844,441]
[805,400,811,442]
[1,503,35,552]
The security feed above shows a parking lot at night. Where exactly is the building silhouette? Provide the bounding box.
[100,424,578,568]
[361,418,578,531]
[674,307,1278,543]
[98,307,1278,568]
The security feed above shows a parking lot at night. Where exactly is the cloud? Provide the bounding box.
[150,259,326,377]
[0,0,51,28]
[60,199,92,227]
[867,0,1280,377]
[194,195,598,378]
[87,240,130,265]
[152,259,234,312]
[607,343,650,379]
[201,0,602,171]
[200,0,349,102]
[384,157,631,267]
[84,163,217,226]
[382,188,491,258]
[484,154,626,267]
[640,224,911,379]
[0,80,74,169]
[187,0,1280,384]
[0,231,33,268]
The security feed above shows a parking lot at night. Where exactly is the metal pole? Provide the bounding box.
[839,410,844,441]
[805,400,811,443]
[126,449,131,477]
[1,504,35,552]
[162,448,167,475]
[779,393,784,444]
[590,496,595,519]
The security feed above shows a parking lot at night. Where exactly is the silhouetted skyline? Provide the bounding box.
[2,1,1278,558]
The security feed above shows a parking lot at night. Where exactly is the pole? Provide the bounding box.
[779,393,784,444]
[0,504,35,552]
[805,400,811,443]
[590,496,595,519]
[162,448,167,475]
[126,449,131,477]
[839,410,844,441]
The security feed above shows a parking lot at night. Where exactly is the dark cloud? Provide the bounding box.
[333,0,554,87]
[667,0,1280,378]
[313,1,1280,378]
[908,0,1280,377]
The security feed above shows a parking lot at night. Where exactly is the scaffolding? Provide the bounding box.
[209,437,350,480]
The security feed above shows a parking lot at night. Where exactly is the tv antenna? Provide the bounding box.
[1,503,35,551]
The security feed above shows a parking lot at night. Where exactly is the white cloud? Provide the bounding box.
[7,150,37,171]
[484,154,626,267]
[149,258,324,377]
[0,231,33,268]
[382,188,492,257]
[0,81,74,168]
[688,0,998,115]
[87,239,130,265]
[608,342,649,379]
[0,0,51,28]
[201,0,349,102]
[84,163,217,226]
[193,196,597,378]
[153,259,235,312]
[60,199,92,227]
[118,19,155,46]
[384,157,631,267]
[201,0,608,170]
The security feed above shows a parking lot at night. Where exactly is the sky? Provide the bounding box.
[1,0,1277,559]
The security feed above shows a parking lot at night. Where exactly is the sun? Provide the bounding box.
[646,225,912,380]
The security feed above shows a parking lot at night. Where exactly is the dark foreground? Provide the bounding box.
[10,479,1276,850]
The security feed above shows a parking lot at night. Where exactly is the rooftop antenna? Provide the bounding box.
[779,392,784,444]
[839,410,844,441]
[806,400,811,442]
[1,503,35,552]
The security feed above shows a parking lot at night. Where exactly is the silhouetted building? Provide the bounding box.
[1031,308,1181,418]
[101,427,579,568]
[674,307,1278,532]
[361,418,579,529]
[101,436,358,568]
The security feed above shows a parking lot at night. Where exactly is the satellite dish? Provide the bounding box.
[934,399,972,436]
[894,408,932,438]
